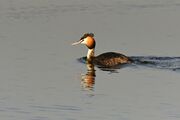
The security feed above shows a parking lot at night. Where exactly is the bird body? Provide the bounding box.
[72,33,132,67]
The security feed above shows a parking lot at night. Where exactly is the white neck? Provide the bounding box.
[87,48,95,62]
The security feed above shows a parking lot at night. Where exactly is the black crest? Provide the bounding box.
[80,33,94,40]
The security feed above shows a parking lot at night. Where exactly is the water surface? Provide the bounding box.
[0,0,180,120]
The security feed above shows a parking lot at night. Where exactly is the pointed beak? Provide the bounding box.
[71,39,83,46]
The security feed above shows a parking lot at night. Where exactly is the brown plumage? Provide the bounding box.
[93,52,132,67]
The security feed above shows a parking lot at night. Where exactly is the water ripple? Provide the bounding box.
[31,105,81,112]
[131,56,180,71]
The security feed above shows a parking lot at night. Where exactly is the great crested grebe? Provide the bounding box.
[72,33,132,67]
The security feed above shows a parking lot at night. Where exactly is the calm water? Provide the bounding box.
[0,0,180,120]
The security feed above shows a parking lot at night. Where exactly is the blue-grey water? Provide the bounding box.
[0,0,180,120]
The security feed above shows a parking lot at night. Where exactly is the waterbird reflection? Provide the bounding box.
[81,63,96,90]
[79,57,127,91]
